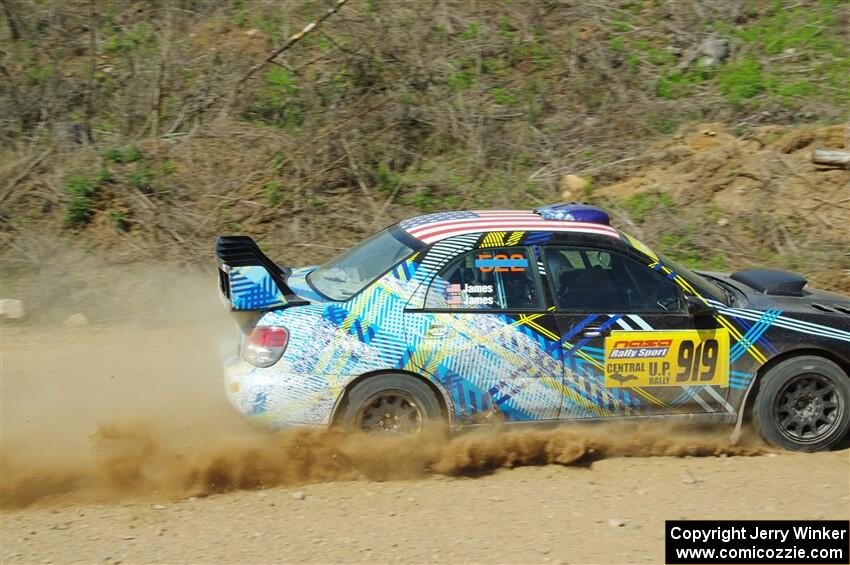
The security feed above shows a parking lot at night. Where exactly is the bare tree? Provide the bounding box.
[1,0,21,40]
[231,0,351,107]
[82,0,96,143]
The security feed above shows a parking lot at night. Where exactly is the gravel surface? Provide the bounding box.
[2,323,848,564]
[2,450,848,564]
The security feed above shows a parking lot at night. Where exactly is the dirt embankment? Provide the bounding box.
[595,123,849,292]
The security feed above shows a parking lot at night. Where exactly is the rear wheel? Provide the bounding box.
[753,355,850,451]
[339,374,445,434]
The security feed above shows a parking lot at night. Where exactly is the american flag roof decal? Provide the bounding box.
[399,210,622,244]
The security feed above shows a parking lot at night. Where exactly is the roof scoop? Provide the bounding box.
[730,269,808,297]
[533,202,610,224]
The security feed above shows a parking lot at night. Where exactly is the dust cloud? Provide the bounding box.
[2,422,767,509]
[1,257,767,510]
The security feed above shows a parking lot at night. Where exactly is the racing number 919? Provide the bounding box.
[676,339,719,382]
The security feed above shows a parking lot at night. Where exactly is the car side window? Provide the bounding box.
[425,247,541,310]
[544,246,683,312]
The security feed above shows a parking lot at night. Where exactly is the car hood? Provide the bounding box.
[702,270,850,318]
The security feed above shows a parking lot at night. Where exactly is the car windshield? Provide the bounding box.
[307,225,420,301]
[656,252,727,304]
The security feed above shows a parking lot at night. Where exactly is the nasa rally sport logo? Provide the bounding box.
[603,330,730,388]
[608,338,673,359]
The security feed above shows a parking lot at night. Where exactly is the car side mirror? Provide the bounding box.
[686,296,717,317]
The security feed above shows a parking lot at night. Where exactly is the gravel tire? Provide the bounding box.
[339,374,445,434]
[753,355,850,451]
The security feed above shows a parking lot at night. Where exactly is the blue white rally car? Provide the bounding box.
[216,203,850,451]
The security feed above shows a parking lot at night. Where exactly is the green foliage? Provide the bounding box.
[128,166,154,192]
[124,146,144,163]
[232,10,247,27]
[519,77,549,122]
[374,163,401,194]
[610,37,626,52]
[775,79,818,105]
[736,1,841,55]
[447,71,476,91]
[498,17,517,39]
[657,233,728,271]
[413,187,437,211]
[481,57,508,76]
[249,11,286,43]
[64,175,97,227]
[651,115,677,135]
[109,210,130,232]
[95,168,113,183]
[462,22,480,40]
[716,58,764,104]
[656,67,713,100]
[623,192,676,223]
[264,181,284,205]
[250,67,304,130]
[264,67,299,95]
[621,1,645,14]
[611,19,632,32]
[103,23,154,53]
[721,1,849,106]
[513,42,554,70]
[490,87,517,106]
[102,148,124,163]
[646,47,675,66]
[102,146,143,164]
[25,65,54,86]
[5,0,850,284]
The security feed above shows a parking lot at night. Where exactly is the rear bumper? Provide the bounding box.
[222,355,342,428]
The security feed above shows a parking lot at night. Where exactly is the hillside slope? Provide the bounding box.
[1,0,848,290]
[596,123,849,291]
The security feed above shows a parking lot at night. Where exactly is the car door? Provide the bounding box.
[403,243,565,424]
[542,245,732,419]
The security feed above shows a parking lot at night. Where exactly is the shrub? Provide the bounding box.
[64,175,97,227]
[623,192,676,223]
[109,210,130,232]
[248,67,304,130]
[264,181,284,205]
[717,58,765,104]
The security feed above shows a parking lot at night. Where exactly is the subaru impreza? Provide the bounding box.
[215,203,850,451]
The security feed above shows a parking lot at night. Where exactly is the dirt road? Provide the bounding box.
[2,447,848,564]
[2,307,848,563]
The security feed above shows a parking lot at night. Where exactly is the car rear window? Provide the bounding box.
[308,226,420,301]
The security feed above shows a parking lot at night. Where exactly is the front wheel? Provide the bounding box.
[753,355,850,451]
[339,374,445,434]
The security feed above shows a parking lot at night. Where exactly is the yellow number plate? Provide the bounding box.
[604,330,729,388]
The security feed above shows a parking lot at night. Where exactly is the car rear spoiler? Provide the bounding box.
[215,236,309,311]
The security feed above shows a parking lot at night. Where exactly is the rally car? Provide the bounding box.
[215,203,850,451]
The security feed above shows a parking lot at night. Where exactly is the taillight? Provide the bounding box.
[243,326,289,367]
